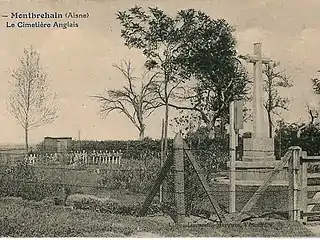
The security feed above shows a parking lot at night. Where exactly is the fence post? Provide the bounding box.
[229,101,236,213]
[288,146,302,221]
[173,133,185,225]
[300,151,308,224]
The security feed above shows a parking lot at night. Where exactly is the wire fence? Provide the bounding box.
[0,146,295,219]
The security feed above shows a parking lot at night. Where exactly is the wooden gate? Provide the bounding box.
[299,153,320,224]
[226,146,320,224]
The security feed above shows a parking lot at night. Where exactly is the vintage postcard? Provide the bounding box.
[0,0,319,237]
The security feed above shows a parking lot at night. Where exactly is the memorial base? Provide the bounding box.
[227,160,288,182]
[235,137,287,182]
[242,137,276,162]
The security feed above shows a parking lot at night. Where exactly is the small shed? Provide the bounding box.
[43,137,72,153]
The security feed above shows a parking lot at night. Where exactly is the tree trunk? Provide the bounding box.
[163,101,169,161]
[139,125,145,140]
[163,73,169,164]
[309,110,315,125]
[267,111,272,138]
[267,79,273,138]
[25,127,29,153]
[220,116,227,139]
[208,122,215,139]
[207,118,218,139]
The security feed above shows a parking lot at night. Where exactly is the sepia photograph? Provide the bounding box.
[0,0,320,237]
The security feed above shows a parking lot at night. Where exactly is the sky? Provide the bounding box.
[0,0,319,144]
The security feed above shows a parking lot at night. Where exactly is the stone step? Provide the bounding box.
[214,178,289,186]
[227,160,288,169]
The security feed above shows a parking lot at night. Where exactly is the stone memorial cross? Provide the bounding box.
[243,43,271,138]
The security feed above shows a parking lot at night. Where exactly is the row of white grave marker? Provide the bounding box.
[25,150,123,165]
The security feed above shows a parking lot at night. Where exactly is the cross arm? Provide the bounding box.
[240,54,271,64]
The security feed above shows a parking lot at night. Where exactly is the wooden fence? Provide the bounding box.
[0,150,123,166]
[295,150,320,224]
[247,146,320,224]
[29,150,123,165]
[227,146,320,224]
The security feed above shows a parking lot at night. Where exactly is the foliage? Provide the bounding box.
[274,121,320,159]
[310,71,320,124]
[117,6,249,160]
[99,163,160,194]
[172,11,249,134]
[92,60,161,139]
[2,138,167,199]
[117,5,191,160]
[311,70,320,94]
[36,138,171,158]
[185,127,229,173]
[172,18,249,131]
[95,140,163,193]
[7,46,58,151]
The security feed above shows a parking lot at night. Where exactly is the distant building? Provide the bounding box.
[43,137,72,153]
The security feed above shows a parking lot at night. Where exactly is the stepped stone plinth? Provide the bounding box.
[242,138,275,162]
[226,43,286,185]
[235,137,287,183]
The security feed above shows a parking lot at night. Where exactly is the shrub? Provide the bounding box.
[0,162,62,201]
[98,162,161,193]
[274,122,320,158]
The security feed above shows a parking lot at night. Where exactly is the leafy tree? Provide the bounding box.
[117,6,188,158]
[263,61,292,138]
[170,24,249,137]
[7,46,58,152]
[117,6,249,154]
[92,60,160,140]
[170,111,202,137]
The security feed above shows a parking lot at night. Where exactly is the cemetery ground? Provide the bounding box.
[0,194,314,237]
[0,147,318,237]
[0,167,315,237]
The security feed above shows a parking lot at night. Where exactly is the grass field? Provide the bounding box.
[0,197,314,237]
[0,152,317,237]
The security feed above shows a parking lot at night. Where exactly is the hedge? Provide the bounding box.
[274,122,320,158]
[37,138,173,160]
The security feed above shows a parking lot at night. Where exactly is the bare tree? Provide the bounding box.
[306,103,319,124]
[7,46,58,152]
[309,70,320,124]
[263,61,292,138]
[92,60,160,140]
